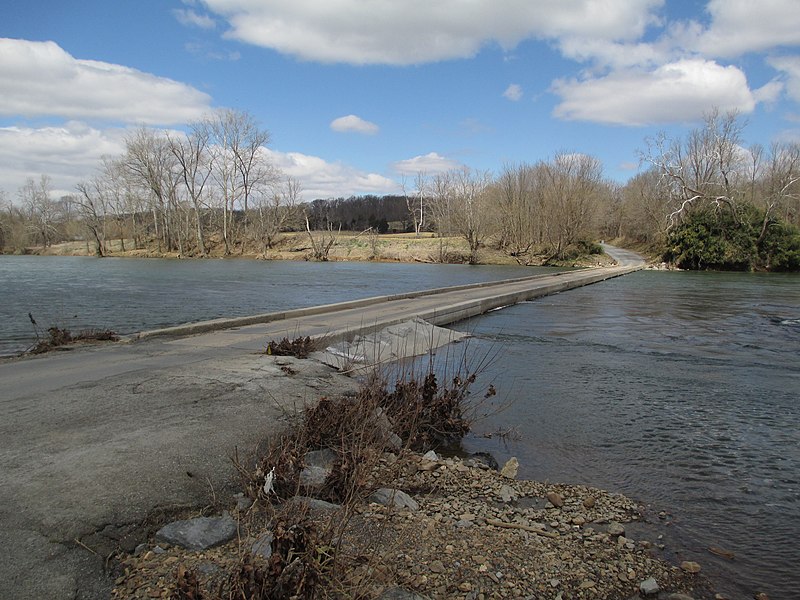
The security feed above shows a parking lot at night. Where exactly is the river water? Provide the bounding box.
[458,270,799,600]
[1,256,798,599]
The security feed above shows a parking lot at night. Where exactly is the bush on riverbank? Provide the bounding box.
[664,204,800,271]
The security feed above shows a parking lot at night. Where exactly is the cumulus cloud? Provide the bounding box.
[552,59,758,126]
[392,152,462,175]
[0,122,128,198]
[201,0,662,65]
[330,114,380,135]
[173,8,216,29]
[0,38,212,125]
[263,149,398,199]
[503,84,523,101]
[681,0,800,58]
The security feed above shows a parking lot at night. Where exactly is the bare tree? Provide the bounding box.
[304,208,340,261]
[493,162,539,263]
[254,176,301,253]
[642,109,749,228]
[403,172,427,236]
[539,153,605,261]
[74,179,108,256]
[205,109,276,254]
[19,175,59,248]
[430,167,494,264]
[122,127,181,252]
[168,126,214,256]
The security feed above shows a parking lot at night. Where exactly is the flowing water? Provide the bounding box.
[1,256,797,598]
[458,270,800,600]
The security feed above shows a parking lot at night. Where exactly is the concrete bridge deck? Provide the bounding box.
[0,246,644,600]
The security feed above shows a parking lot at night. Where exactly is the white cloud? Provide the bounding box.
[173,8,216,29]
[392,152,462,175]
[0,122,128,198]
[264,149,398,199]
[330,114,379,135]
[503,84,523,101]
[202,0,662,65]
[685,0,800,58]
[552,59,758,126]
[0,38,212,125]
[768,55,800,102]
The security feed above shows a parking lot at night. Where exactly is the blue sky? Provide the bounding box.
[2,0,800,200]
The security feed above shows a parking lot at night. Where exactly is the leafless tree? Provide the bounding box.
[403,172,427,236]
[642,109,749,228]
[429,167,494,264]
[19,175,59,248]
[538,153,605,261]
[168,126,214,256]
[254,176,301,253]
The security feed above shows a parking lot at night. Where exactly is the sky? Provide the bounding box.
[1,0,800,201]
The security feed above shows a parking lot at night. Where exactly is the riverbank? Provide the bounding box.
[18,232,621,268]
[111,449,712,599]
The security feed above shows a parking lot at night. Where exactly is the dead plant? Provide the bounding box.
[265,336,317,359]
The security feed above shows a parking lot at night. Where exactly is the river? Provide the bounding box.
[1,256,797,599]
[458,269,799,600]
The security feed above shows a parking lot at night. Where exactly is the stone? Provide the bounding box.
[607,522,625,537]
[369,488,419,511]
[251,532,274,559]
[754,594,770,600]
[680,561,702,574]
[498,484,514,503]
[422,450,438,461]
[236,496,253,511]
[639,577,659,596]
[546,492,564,508]
[429,560,445,573]
[500,457,519,479]
[583,496,596,509]
[299,448,337,489]
[155,515,237,551]
[666,594,696,600]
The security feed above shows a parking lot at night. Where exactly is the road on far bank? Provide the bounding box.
[0,246,645,600]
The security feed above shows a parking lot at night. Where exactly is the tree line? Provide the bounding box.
[1,109,799,270]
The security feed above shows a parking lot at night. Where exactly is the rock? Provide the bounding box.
[754,594,769,600]
[299,448,337,489]
[236,495,253,511]
[465,451,499,470]
[369,488,419,511]
[639,577,659,596]
[429,560,445,573]
[387,432,403,451]
[378,587,431,600]
[155,515,237,551]
[666,594,695,600]
[250,532,274,559]
[500,457,519,479]
[287,496,341,511]
[680,560,702,574]
[547,492,564,508]
[498,484,514,503]
[607,522,625,537]
[571,516,586,526]
[583,496,596,509]
[422,450,438,461]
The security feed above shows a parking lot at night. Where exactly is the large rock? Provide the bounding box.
[369,488,419,511]
[639,577,659,596]
[500,457,519,479]
[155,515,237,551]
[299,448,337,490]
[379,587,431,600]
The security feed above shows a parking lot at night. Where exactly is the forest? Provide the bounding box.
[1,109,799,271]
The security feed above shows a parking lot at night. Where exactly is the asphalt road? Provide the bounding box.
[0,248,644,599]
